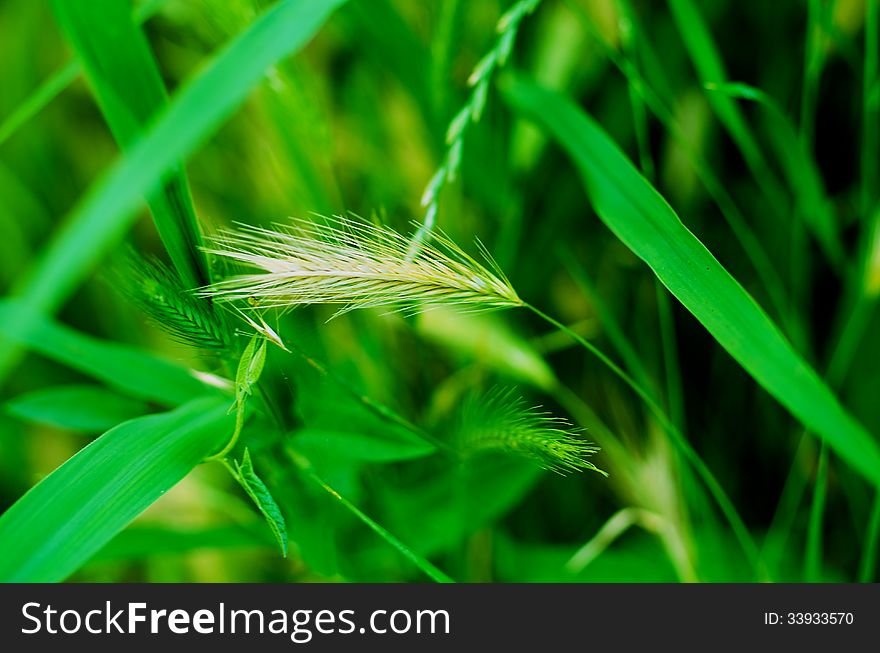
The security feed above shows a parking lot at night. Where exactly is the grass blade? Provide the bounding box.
[5,384,149,432]
[0,0,166,148]
[864,0,879,217]
[503,76,880,491]
[0,298,216,405]
[50,0,208,289]
[0,397,233,582]
[0,0,347,377]
[666,0,786,213]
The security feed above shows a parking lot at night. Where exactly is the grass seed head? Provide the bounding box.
[200,215,522,317]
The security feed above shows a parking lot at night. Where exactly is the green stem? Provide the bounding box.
[286,446,455,583]
[804,443,828,581]
[524,301,764,578]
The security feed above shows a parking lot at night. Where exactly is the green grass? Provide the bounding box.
[0,0,878,584]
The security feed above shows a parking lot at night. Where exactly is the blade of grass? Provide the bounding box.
[562,0,796,340]
[51,0,209,289]
[859,494,880,581]
[0,0,167,149]
[0,298,218,405]
[286,446,454,583]
[705,81,843,266]
[666,0,788,215]
[503,76,880,492]
[800,0,825,153]
[864,0,879,218]
[0,0,348,380]
[804,443,829,581]
[0,397,233,582]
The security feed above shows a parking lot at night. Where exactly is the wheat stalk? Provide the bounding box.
[411,0,543,250]
[200,216,522,317]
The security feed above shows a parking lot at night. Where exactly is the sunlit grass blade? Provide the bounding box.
[0,0,348,379]
[503,76,880,492]
[0,397,233,582]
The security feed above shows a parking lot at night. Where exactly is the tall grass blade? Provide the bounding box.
[503,76,880,492]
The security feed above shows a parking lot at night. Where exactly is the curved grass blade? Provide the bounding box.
[0,397,233,582]
[0,0,347,378]
[0,298,217,405]
[502,76,880,491]
[5,384,149,432]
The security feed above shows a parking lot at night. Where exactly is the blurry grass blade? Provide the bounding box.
[0,298,216,405]
[0,63,78,148]
[50,0,208,288]
[0,397,233,582]
[230,449,288,557]
[666,0,785,210]
[0,0,348,378]
[293,429,435,463]
[0,0,167,148]
[503,76,880,491]
[416,307,557,391]
[864,0,879,216]
[5,384,149,432]
[706,81,842,264]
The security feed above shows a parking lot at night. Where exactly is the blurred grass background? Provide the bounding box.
[1,0,878,582]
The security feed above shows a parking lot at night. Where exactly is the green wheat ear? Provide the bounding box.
[122,254,234,352]
[452,387,606,476]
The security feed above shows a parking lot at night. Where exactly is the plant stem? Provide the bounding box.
[525,301,765,578]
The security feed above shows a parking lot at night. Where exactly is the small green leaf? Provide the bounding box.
[231,449,288,557]
[237,335,267,399]
[5,384,149,432]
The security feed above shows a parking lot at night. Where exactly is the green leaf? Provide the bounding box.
[502,76,880,491]
[0,397,233,582]
[231,449,288,557]
[0,298,217,406]
[0,0,347,375]
[50,0,208,288]
[236,335,267,400]
[5,384,149,432]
